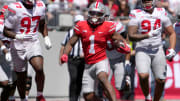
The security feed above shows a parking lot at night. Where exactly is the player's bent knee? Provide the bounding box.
[155,79,165,84]
[83,92,95,101]
[139,73,149,79]
[0,80,9,87]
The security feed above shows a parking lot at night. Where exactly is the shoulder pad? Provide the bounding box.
[129,9,142,18]
[155,7,167,16]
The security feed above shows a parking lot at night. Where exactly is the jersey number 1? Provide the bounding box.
[89,35,95,54]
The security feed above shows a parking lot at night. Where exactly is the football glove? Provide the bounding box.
[116,41,131,54]
[166,48,176,61]
[60,54,68,64]
[44,36,52,50]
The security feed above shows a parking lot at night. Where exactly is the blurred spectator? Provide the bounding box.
[128,0,137,10]
[116,0,130,26]
[68,0,88,10]
[105,0,119,18]
[168,0,180,16]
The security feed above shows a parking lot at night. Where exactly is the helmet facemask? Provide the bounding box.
[87,2,106,25]
[22,0,35,6]
[141,0,155,11]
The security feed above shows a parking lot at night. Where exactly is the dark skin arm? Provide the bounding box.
[3,27,16,39]
[39,19,48,37]
[128,25,149,41]
[63,32,79,55]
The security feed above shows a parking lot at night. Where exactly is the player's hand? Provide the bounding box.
[60,54,68,64]
[5,52,12,62]
[116,41,131,54]
[15,32,25,40]
[166,48,176,61]
[148,28,161,37]
[44,36,52,50]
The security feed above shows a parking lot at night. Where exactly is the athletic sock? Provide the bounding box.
[37,92,43,97]
[145,94,152,100]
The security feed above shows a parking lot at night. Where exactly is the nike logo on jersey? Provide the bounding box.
[83,30,87,33]
[98,32,103,34]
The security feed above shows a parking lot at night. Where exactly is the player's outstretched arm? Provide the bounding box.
[165,25,176,61]
[60,33,79,64]
[128,26,149,41]
[39,19,52,49]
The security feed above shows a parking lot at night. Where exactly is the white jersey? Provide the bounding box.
[0,14,11,42]
[106,21,125,60]
[5,1,46,40]
[128,8,172,49]
[173,22,180,52]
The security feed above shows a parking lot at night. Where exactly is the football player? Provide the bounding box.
[128,0,176,101]
[3,0,52,101]
[60,2,129,101]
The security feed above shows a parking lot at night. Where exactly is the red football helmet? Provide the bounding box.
[141,0,155,10]
[21,0,36,6]
[87,1,106,25]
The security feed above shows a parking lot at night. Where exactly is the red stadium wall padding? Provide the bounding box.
[111,52,180,100]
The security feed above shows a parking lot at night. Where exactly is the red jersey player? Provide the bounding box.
[60,1,128,101]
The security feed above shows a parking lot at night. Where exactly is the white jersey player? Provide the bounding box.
[128,0,176,101]
[4,0,52,101]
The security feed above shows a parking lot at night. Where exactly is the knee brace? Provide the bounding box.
[26,77,32,91]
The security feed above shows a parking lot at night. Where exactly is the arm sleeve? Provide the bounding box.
[115,22,125,34]
[128,10,138,26]
[162,16,172,28]
[74,22,81,36]
[4,8,17,29]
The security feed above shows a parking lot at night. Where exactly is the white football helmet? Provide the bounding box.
[141,0,155,10]
[21,0,35,6]
[105,6,110,21]
[87,1,106,25]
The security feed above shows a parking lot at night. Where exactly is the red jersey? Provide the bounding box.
[74,21,116,64]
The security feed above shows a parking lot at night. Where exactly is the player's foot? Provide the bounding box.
[36,95,46,101]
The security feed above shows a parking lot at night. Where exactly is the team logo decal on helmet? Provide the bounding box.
[141,0,155,10]
[87,1,106,25]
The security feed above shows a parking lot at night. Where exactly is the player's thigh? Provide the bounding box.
[27,40,43,70]
[96,58,111,76]
[135,51,151,74]
[152,48,167,79]
[82,64,96,94]
[114,62,124,90]
[10,48,27,72]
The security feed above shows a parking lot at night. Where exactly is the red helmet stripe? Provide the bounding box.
[95,1,99,8]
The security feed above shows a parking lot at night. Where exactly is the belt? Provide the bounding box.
[69,55,84,60]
